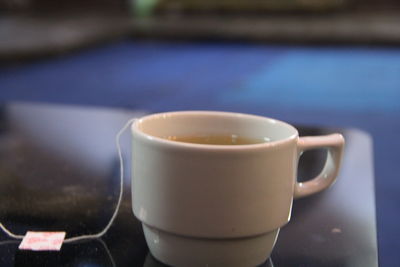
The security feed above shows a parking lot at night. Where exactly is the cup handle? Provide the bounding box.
[294,133,345,199]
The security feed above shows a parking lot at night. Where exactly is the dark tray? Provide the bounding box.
[0,102,378,266]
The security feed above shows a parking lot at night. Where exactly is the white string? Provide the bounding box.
[0,118,136,244]
[0,222,24,240]
[0,239,19,246]
[97,238,116,267]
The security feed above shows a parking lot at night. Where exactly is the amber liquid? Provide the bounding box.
[165,135,267,145]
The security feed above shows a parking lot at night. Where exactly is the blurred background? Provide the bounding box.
[1,0,400,265]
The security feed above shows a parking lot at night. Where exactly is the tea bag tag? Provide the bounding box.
[19,231,66,251]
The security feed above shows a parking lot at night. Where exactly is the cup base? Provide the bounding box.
[143,224,279,267]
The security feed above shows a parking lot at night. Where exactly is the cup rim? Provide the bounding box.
[131,111,298,150]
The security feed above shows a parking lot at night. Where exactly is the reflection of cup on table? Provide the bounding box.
[131,111,344,267]
[142,252,275,267]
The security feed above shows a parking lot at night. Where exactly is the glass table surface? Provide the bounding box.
[0,102,378,267]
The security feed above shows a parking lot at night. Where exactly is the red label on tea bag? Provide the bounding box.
[19,231,66,251]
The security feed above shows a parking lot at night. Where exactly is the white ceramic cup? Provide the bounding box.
[131,111,344,267]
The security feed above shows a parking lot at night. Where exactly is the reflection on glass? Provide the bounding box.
[143,252,274,267]
[143,253,167,267]
[258,257,274,267]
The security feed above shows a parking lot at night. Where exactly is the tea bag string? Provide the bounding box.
[0,118,137,243]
